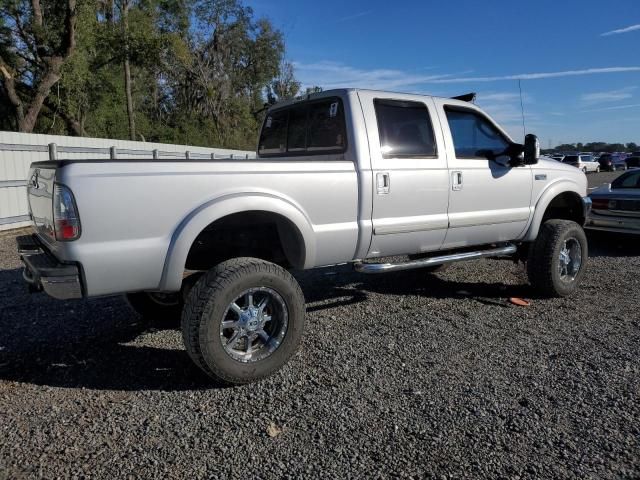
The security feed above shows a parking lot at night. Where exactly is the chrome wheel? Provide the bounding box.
[219,287,288,363]
[558,237,582,282]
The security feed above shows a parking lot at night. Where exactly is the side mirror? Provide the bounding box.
[524,134,540,165]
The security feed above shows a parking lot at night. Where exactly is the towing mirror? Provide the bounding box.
[524,134,540,165]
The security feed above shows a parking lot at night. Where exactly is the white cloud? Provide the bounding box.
[601,24,640,36]
[337,11,373,23]
[292,61,452,90]
[294,62,640,91]
[580,86,636,104]
[428,67,640,83]
[582,103,640,113]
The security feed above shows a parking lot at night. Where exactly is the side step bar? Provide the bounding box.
[353,243,517,274]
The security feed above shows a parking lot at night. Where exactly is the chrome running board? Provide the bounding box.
[353,243,517,274]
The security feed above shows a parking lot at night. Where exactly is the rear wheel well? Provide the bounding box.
[185,211,305,271]
[541,192,585,226]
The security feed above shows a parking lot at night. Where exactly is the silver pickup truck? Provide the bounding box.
[17,88,591,384]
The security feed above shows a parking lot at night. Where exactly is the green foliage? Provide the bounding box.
[0,0,298,149]
[548,142,639,154]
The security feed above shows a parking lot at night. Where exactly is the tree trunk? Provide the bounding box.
[20,60,63,132]
[124,57,135,140]
[122,0,135,141]
[0,0,76,133]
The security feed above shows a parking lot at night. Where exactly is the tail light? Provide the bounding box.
[591,198,611,210]
[53,184,81,241]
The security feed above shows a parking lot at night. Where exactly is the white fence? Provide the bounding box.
[0,131,256,231]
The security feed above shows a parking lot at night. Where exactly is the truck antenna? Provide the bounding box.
[518,79,526,139]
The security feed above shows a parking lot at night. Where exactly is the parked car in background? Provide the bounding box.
[587,169,640,235]
[626,156,640,168]
[563,154,600,173]
[551,154,565,162]
[598,153,628,171]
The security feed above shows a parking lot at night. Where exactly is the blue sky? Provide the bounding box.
[249,0,640,147]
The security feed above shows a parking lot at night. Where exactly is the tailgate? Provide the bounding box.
[27,166,56,241]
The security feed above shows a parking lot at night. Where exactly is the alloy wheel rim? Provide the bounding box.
[219,287,288,363]
[558,237,582,282]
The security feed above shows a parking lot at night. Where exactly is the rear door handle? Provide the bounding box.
[452,171,463,191]
[376,172,390,194]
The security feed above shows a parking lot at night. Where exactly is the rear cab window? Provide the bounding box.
[259,98,347,157]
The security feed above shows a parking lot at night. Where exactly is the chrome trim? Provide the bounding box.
[582,196,592,224]
[353,243,517,274]
[41,276,83,300]
[0,214,31,226]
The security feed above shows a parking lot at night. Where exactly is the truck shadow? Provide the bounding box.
[586,230,640,258]
[0,268,216,391]
[0,231,636,391]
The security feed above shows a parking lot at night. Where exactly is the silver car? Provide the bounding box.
[587,169,640,234]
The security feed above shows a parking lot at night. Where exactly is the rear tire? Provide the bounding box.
[181,258,306,385]
[527,220,588,297]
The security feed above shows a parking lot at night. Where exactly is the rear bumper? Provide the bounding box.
[585,215,640,235]
[17,234,83,300]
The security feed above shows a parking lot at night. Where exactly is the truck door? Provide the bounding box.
[433,99,533,248]
[358,91,450,258]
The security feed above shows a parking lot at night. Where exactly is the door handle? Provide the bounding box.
[452,171,463,191]
[376,172,390,194]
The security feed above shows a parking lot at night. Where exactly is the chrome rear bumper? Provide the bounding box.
[17,234,83,300]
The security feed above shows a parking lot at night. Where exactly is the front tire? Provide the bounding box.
[181,258,306,385]
[527,220,588,297]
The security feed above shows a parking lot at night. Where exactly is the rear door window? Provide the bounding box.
[259,98,347,157]
[374,99,437,158]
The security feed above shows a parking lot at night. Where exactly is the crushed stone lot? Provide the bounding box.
[1,218,639,477]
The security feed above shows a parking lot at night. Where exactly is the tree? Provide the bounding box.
[0,0,298,149]
[266,60,300,104]
[170,0,285,148]
[0,0,78,132]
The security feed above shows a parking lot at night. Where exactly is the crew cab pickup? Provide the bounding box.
[17,88,591,384]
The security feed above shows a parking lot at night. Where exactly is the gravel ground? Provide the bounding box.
[1,218,639,478]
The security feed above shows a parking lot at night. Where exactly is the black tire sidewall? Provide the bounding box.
[195,264,305,383]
